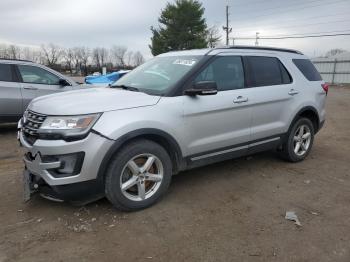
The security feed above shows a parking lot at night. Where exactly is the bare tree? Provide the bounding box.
[71,47,81,74]
[0,44,9,58]
[92,47,109,71]
[111,45,127,67]
[0,41,144,73]
[325,49,347,58]
[21,46,41,63]
[63,48,75,75]
[92,47,101,70]
[8,45,21,59]
[206,26,222,48]
[36,49,46,64]
[100,47,109,67]
[22,46,33,61]
[41,43,63,66]
[77,47,90,76]
[133,51,145,66]
[125,51,134,67]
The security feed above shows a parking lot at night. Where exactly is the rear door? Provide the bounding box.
[183,55,252,158]
[16,64,70,110]
[244,55,297,143]
[0,63,23,121]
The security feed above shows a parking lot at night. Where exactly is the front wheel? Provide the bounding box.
[105,139,172,211]
[280,118,315,162]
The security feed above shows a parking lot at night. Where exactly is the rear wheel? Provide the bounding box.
[281,118,314,162]
[105,139,172,211]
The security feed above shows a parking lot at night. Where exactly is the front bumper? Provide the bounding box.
[23,169,106,204]
[19,130,114,186]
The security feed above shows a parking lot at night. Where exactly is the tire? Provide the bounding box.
[105,139,172,211]
[280,117,315,162]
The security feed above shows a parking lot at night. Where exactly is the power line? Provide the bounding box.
[233,11,350,30]
[231,0,290,8]
[236,18,350,31]
[232,0,345,11]
[235,29,350,38]
[234,0,331,13]
[231,0,349,22]
[233,33,350,40]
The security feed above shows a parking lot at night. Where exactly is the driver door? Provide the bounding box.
[183,55,253,161]
[16,64,69,111]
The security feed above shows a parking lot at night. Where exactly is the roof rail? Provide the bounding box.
[0,58,33,62]
[208,45,303,55]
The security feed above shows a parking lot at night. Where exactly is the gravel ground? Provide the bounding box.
[0,87,349,262]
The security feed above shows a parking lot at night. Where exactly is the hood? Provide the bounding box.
[71,83,107,89]
[28,88,161,115]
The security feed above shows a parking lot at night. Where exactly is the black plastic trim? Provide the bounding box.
[38,178,105,204]
[12,64,23,82]
[291,106,321,133]
[186,134,284,169]
[45,152,85,178]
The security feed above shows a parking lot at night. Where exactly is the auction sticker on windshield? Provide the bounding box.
[173,59,197,66]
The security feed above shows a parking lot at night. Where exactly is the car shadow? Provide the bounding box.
[0,123,18,134]
[19,143,282,213]
[19,150,287,221]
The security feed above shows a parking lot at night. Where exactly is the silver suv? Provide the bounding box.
[18,46,327,211]
[0,59,86,123]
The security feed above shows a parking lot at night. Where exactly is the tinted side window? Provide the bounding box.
[247,56,286,87]
[17,65,60,85]
[293,59,322,81]
[0,64,13,82]
[195,56,244,91]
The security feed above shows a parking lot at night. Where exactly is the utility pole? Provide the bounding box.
[223,5,232,46]
[255,32,260,46]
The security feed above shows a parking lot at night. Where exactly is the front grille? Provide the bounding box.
[22,110,47,145]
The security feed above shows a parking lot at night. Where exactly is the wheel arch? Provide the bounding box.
[96,128,184,182]
[289,106,320,134]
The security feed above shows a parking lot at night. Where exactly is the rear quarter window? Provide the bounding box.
[246,56,292,87]
[293,59,322,81]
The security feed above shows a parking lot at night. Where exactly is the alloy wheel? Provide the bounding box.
[120,154,164,201]
[293,124,312,156]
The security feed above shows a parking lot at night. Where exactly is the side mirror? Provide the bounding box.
[184,81,218,96]
[59,79,70,87]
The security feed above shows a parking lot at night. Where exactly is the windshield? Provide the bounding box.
[111,55,203,95]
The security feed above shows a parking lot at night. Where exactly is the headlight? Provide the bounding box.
[38,114,101,138]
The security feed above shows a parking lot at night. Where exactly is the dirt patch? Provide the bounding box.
[0,87,350,262]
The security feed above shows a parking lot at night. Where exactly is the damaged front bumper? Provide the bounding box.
[18,129,114,203]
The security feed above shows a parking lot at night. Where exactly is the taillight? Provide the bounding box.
[321,83,329,95]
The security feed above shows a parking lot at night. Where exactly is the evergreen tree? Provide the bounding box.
[150,0,208,56]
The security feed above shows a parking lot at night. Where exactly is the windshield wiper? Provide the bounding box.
[111,84,139,92]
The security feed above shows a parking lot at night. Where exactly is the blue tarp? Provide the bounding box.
[85,71,129,85]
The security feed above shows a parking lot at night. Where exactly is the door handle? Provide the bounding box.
[233,96,248,103]
[288,89,299,96]
[23,86,38,90]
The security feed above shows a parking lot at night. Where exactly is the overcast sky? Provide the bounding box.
[1,0,349,58]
